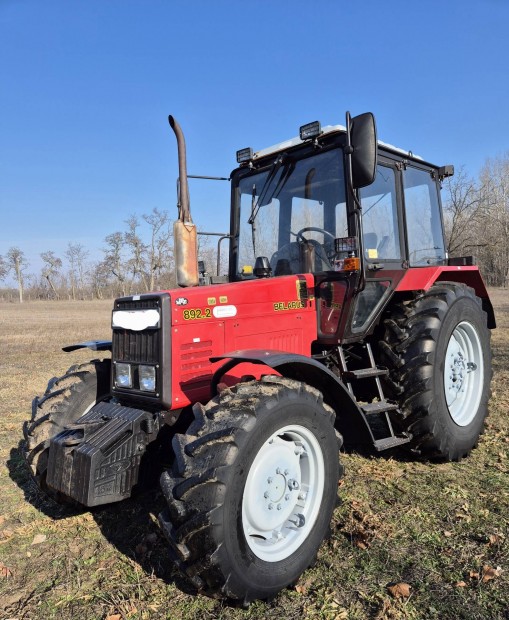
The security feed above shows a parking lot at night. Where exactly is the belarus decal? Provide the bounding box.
[273,300,306,311]
[175,297,189,306]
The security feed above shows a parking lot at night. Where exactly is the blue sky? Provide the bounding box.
[1,0,509,281]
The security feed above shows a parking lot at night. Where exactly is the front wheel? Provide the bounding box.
[159,376,343,603]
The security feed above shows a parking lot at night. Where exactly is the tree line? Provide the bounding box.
[1,152,509,302]
[443,153,509,287]
[0,208,216,302]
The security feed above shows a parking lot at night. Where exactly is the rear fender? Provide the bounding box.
[211,350,375,446]
[396,267,496,328]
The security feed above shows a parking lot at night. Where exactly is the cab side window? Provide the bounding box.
[403,167,446,265]
[360,165,401,260]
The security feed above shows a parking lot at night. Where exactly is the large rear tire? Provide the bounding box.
[380,282,492,460]
[23,360,111,495]
[159,376,342,603]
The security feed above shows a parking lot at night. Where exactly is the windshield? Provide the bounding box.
[234,148,348,277]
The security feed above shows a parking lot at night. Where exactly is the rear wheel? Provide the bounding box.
[23,360,110,495]
[380,282,492,460]
[159,376,342,603]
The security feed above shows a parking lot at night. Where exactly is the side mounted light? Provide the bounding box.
[438,165,454,180]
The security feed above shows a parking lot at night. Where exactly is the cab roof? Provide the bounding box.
[252,124,427,166]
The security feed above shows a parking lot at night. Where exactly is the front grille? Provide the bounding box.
[113,297,161,363]
[113,328,160,363]
[111,293,171,408]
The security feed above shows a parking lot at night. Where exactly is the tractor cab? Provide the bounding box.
[227,115,453,343]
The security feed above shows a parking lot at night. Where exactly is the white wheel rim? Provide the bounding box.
[242,424,325,562]
[443,320,484,426]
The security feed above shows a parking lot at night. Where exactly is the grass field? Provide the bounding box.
[0,291,508,620]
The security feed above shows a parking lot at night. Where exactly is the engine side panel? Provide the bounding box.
[169,274,317,408]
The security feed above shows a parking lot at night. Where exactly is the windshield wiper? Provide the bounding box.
[248,153,290,225]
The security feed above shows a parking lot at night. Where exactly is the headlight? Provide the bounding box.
[139,365,156,392]
[115,363,132,388]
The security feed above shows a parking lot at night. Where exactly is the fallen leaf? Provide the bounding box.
[387,582,411,599]
[444,530,453,537]
[106,615,121,620]
[469,570,480,580]
[0,528,14,541]
[0,562,13,578]
[487,534,503,546]
[31,534,47,545]
[295,577,313,595]
[482,565,502,583]
[455,581,467,588]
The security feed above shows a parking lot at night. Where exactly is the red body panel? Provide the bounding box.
[166,274,317,409]
[396,266,490,298]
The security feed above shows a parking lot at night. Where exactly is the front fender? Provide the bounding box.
[211,349,374,446]
[62,340,112,353]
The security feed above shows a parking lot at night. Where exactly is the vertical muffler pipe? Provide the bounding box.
[169,115,199,287]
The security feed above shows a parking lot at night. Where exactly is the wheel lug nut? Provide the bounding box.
[277,504,282,510]
[268,503,274,510]
[284,469,289,476]
[264,491,269,499]
[276,468,281,474]
[285,494,290,501]
[267,477,273,484]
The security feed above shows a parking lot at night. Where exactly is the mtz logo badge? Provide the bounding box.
[175,297,189,306]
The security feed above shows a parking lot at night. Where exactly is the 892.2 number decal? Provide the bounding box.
[182,307,212,321]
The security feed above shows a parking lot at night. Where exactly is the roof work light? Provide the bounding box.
[236,147,253,163]
[299,121,321,140]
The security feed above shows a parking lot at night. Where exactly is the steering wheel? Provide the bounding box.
[295,227,336,270]
[295,226,336,244]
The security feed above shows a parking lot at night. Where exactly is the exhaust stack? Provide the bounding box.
[169,115,199,287]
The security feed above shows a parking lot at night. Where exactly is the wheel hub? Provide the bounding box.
[444,320,484,426]
[244,440,301,532]
[242,424,324,562]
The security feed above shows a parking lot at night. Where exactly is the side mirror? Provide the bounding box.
[349,112,377,189]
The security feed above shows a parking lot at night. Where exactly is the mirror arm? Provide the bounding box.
[345,111,366,294]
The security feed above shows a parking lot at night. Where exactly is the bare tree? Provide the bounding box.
[124,215,149,291]
[41,251,62,299]
[122,209,174,292]
[477,153,509,286]
[89,260,111,299]
[103,232,128,296]
[443,167,484,256]
[0,255,7,282]
[143,208,173,291]
[65,243,89,300]
[6,247,28,303]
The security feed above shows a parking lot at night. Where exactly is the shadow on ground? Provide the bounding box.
[7,442,197,597]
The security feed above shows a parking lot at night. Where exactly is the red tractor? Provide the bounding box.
[23,111,495,603]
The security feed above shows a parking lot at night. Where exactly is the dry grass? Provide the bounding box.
[0,291,508,620]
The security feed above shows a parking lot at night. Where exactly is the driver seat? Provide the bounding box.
[270,242,302,275]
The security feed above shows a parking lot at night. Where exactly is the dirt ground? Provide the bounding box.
[0,290,508,620]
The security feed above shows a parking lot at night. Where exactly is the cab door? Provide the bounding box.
[348,159,406,336]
